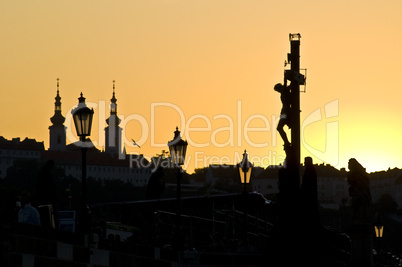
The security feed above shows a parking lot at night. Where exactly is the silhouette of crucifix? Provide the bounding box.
[274,82,292,149]
[275,34,304,165]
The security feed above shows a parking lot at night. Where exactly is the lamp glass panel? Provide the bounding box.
[239,166,244,183]
[375,226,383,238]
[73,112,82,136]
[245,168,252,184]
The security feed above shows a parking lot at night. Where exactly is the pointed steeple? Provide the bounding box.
[106,80,120,125]
[50,78,65,125]
[110,80,117,114]
[55,78,61,111]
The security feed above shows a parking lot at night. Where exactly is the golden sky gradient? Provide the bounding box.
[1,0,402,173]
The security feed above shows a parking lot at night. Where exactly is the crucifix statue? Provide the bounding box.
[274,82,292,149]
[275,33,304,168]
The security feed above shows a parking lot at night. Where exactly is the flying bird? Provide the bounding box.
[132,139,141,148]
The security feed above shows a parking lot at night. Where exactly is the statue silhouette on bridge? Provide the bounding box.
[274,82,292,148]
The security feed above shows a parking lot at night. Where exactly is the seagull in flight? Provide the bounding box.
[132,139,141,148]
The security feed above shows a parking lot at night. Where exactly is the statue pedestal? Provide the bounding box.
[347,224,373,267]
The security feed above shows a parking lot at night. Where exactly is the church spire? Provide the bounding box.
[110,80,117,114]
[54,78,61,111]
[106,80,120,126]
[105,80,122,156]
[50,78,65,125]
[49,78,66,151]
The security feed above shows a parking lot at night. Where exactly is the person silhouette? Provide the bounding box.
[18,193,40,226]
[274,83,292,148]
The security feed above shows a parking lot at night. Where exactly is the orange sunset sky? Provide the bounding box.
[1,0,402,173]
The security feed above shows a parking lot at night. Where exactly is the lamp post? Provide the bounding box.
[71,93,94,235]
[374,216,384,266]
[238,150,253,194]
[237,150,253,243]
[168,127,188,252]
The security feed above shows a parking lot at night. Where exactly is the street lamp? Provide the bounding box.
[168,127,188,252]
[72,93,94,142]
[374,216,384,266]
[238,150,253,193]
[237,150,253,245]
[71,93,94,235]
[168,127,188,167]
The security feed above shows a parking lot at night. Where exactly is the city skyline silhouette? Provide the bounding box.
[2,2,402,266]
[1,1,402,174]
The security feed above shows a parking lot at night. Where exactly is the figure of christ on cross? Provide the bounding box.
[274,82,292,149]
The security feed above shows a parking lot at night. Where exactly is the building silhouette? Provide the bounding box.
[0,137,44,178]
[251,164,349,209]
[251,164,402,210]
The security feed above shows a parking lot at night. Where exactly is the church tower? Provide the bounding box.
[49,78,66,151]
[105,80,123,156]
